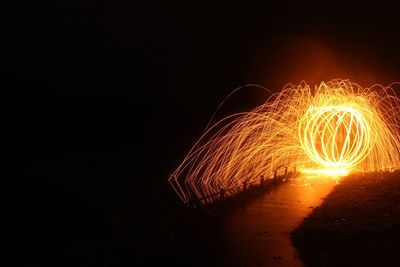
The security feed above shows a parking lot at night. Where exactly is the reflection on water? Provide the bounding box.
[217,175,336,267]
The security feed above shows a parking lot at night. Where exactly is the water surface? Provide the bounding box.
[215,176,337,266]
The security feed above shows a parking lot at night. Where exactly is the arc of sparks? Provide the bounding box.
[169,79,400,205]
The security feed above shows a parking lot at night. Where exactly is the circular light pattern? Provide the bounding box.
[299,105,372,171]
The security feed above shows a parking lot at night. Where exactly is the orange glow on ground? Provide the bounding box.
[299,168,350,177]
[169,79,400,205]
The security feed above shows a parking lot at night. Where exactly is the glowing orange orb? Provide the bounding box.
[298,105,372,172]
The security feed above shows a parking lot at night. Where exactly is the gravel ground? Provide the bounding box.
[291,171,400,267]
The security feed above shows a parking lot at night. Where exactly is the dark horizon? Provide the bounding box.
[9,1,400,265]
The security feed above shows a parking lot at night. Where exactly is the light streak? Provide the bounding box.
[169,79,400,205]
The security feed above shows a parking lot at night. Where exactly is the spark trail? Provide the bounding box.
[169,79,400,205]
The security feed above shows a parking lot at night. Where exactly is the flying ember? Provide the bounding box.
[169,79,400,205]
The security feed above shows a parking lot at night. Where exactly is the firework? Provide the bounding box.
[169,79,400,205]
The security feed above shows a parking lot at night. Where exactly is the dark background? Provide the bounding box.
[7,0,400,265]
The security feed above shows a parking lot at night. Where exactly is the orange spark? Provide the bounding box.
[169,79,400,205]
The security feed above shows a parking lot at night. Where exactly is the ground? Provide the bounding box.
[22,173,400,266]
[291,171,400,267]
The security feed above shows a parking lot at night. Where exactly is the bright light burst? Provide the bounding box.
[169,79,400,205]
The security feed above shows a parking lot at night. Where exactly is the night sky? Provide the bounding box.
[8,0,400,264]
